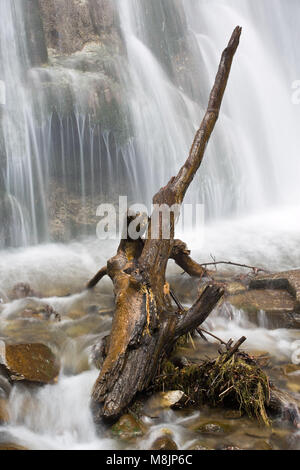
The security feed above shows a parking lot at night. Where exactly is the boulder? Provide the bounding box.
[250,270,300,312]
[0,342,60,384]
[227,289,298,329]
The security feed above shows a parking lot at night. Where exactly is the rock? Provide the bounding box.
[10,283,38,300]
[227,289,297,329]
[21,304,61,322]
[150,436,178,451]
[38,0,119,55]
[111,414,144,441]
[196,421,231,435]
[23,0,49,66]
[250,270,300,312]
[143,391,186,417]
[0,341,60,384]
[0,399,9,424]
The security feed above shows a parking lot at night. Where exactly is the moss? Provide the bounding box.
[153,352,271,426]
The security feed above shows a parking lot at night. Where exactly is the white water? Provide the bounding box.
[1,0,300,451]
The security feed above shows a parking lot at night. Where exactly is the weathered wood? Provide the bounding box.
[90,26,242,421]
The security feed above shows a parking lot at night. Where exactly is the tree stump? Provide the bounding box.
[89,26,242,421]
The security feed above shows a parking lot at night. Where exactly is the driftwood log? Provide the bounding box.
[89,26,242,422]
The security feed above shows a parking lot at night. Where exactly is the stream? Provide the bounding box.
[1,212,300,450]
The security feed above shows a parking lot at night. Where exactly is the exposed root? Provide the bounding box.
[153,351,271,426]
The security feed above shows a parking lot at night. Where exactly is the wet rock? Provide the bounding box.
[150,436,178,451]
[111,414,144,441]
[38,0,120,55]
[227,289,297,329]
[0,398,9,424]
[250,270,300,312]
[10,283,38,300]
[143,391,186,417]
[0,341,60,384]
[196,421,230,435]
[21,304,61,322]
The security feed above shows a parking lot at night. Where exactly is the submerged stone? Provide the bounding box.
[150,436,178,451]
[111,414,144,441]
[196,421,231,435]
[0,341,60,384]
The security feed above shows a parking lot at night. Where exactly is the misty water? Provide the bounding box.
[0,0,300,450]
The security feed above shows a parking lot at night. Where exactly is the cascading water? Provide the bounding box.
[0,0,48,247]
[118,0,300,217]
[1,0,300,247]
[0,0,300,451]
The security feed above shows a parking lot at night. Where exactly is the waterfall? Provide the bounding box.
[0,0,300,249]
[117,0,300,218]
[0,0,48,247]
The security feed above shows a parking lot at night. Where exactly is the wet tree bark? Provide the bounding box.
[89,26,242,422]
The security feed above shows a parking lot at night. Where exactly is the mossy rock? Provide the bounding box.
[111,414,144,441]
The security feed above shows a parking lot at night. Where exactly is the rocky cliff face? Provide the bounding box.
[1,0,128,244]
[37,0,120,55]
